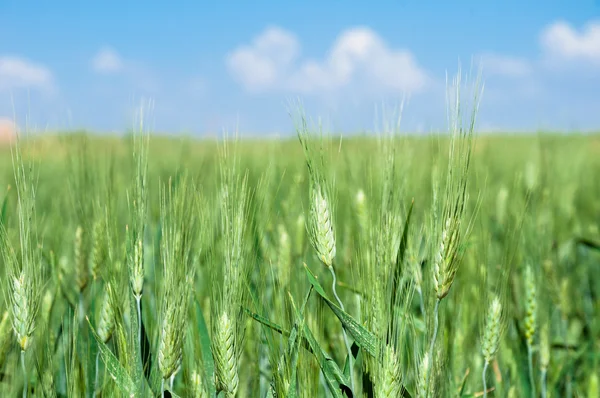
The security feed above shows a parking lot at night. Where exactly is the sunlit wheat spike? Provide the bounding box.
[433,216,462,300]
[308,183,336,268]
[214,311,238,397]
[12,272,33,351]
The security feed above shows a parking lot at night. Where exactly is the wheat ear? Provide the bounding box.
[214,311,239,397]
[524,265,537,398]
[376,346,402,398]
[481,295,502,398]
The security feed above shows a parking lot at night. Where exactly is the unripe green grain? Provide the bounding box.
[524,265,537,398]
[482,295,502,363]
[482,295,503,398]
[376,346,402,398]
[417,354,430,398]
[96,289,115,344]
[189,368,208,398]
[131,237,144,299]
[214,311,238,397]
[12,272,32,351]
[0,310,11,366]
[308,184,336,268]
[90,218,106,281]
[524,266,537,347]
[74,226,88,292]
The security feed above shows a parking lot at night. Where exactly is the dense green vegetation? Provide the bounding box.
[0,85,599,398]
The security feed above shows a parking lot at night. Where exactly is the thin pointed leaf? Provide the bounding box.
[299,311,351,397]
[391,200,414,311]
[244,308,289,337]
[457,368,469,397]
[244,307,316,356]
[87,317,137,397]
[342,342,360,381]
[575,237,600,252]
[0,187,8,226]
[304,264,379,358]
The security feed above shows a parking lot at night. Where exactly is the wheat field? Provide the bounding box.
[0,82,599,398]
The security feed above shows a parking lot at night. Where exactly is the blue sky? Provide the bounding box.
[1,0,599,136]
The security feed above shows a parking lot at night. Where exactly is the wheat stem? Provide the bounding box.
[482,360,489,398]
[527,343,536,398]
[136,295,142,350]
[21,350,27,398]
[161,379,165,398]
[94,351,100,397]
[541,369,547,398]
[329,265,354,392]
[78,292,85,325]
[428,299,440,364]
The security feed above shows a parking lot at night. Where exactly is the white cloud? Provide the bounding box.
[540,20,600,64]
[92,47,124,73]
[227,26,429,95]
[477,53,532,77]
[0,56,54,90]
[226,27,300,91]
